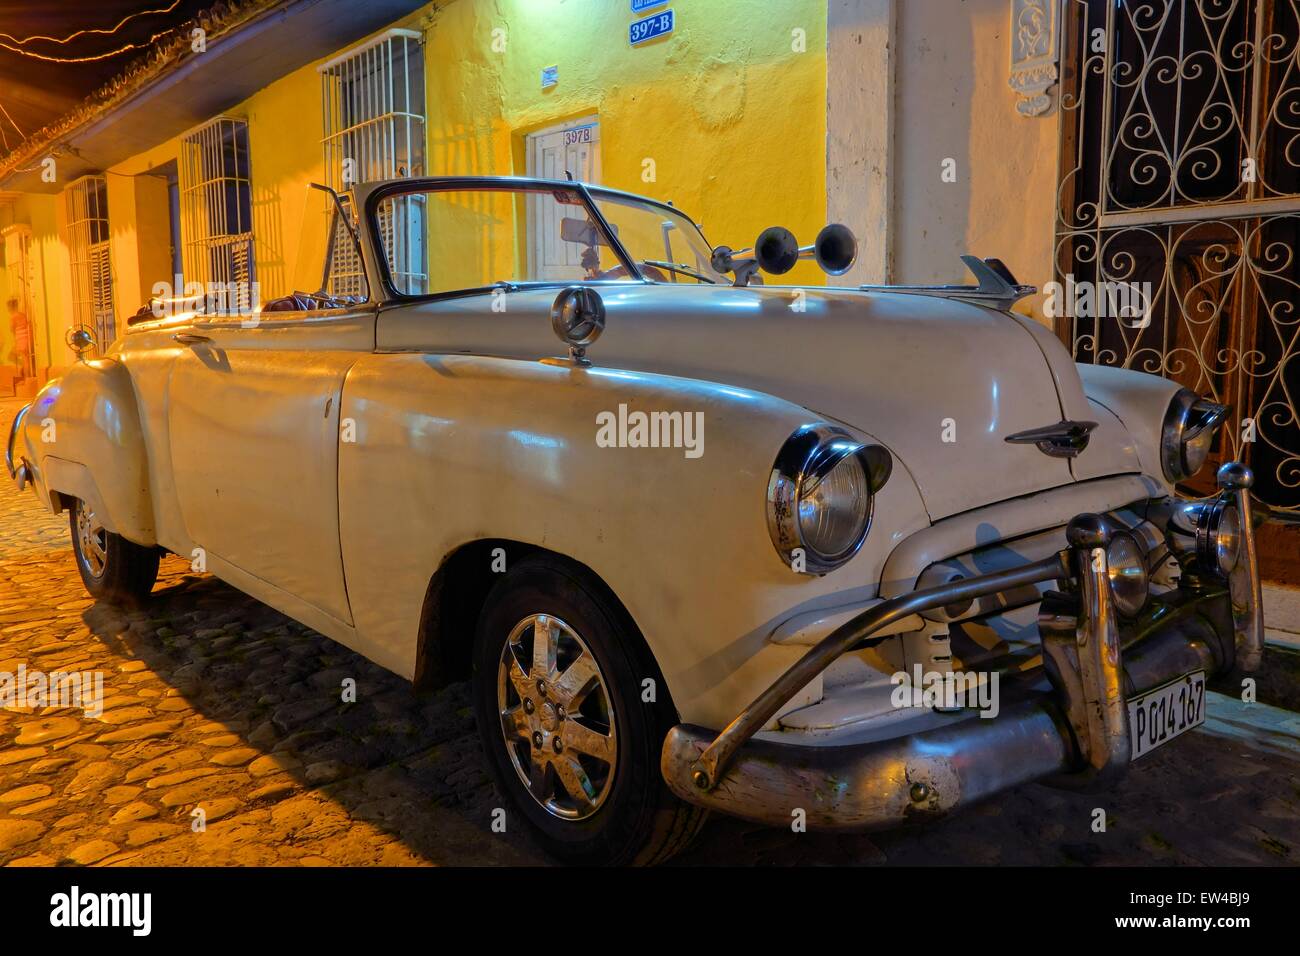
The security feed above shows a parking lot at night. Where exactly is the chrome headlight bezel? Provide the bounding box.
[766,424,892,575]
[1160,389,1229,483]
[1105,529,1150,617]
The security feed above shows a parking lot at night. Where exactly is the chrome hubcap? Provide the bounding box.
[75,501,108,578]
[497,613,617,820]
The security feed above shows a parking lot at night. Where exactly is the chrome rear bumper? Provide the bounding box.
[660,464,1265,829]
[5,402,31,491]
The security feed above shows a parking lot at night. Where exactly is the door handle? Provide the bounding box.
[173,333,212,345]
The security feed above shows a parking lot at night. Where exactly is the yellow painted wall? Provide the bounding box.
[107,137,186,324]
[1,193,69,369]
[424,0,829,285]
[240,64,328,299]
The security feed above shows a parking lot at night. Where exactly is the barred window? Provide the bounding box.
[179,117,255,312]
[319,28,426,296]
[63,175,115,353]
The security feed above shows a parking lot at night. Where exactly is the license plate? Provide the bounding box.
[1128,671,1206,759]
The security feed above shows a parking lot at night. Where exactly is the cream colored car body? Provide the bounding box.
[9,179,1184,735]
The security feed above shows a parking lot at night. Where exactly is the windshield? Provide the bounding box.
[590,193,726,285]
[370,182,725,297]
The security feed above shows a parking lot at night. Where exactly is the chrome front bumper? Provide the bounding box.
[660,464,1266,830]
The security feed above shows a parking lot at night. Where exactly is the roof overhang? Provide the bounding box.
[0,0,426,193]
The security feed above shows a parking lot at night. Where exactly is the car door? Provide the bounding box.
[166,307,375,627]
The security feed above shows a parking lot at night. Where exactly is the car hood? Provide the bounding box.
[379,283,1138,520]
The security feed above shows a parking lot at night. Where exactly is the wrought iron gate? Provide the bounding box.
[1056,0,1300,516]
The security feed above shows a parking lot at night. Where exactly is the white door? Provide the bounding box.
[526,117,601,281]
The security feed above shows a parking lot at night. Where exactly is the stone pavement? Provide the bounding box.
[1,397,1299,867]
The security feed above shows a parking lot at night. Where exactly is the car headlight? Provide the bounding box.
[1106,530,1149,617]
[1160,389,1229,482]
[766,424,892,574]
[1163,496,1242,578]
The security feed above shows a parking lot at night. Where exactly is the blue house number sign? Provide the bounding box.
[630,10,673,45]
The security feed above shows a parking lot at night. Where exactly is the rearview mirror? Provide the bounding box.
[560,217,618,246]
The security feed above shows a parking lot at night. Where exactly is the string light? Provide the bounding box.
[0,1,183,47]
[0,100,25,137]
[0,29,179,64]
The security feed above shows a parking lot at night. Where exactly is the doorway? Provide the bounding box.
[525,117,601,281]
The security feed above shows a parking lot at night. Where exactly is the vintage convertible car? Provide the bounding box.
[7,176,1265,865]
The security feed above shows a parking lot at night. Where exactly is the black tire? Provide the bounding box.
[69,497,160,606]
[472,554,706,865]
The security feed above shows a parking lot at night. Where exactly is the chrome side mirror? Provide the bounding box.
[551,286,606,366]
[66,326,97,360]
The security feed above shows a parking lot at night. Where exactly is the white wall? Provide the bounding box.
[889,0,1060,322]
[826,0,1060,323]
[827,0,895,285]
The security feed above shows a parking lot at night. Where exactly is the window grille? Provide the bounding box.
[63,175,115,353]
[1056,0,1300,515]
[319,28,427,296]
[179,117,255,312]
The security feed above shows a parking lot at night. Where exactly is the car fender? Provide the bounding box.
[18,360,155,544]
[336,353,930,729]
[1077,362,1183,492]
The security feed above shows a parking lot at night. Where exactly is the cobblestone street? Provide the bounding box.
[2,397,1299,867]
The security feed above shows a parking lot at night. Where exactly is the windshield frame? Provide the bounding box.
[363,176,714,303]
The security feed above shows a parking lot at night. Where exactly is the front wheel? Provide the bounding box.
[69,497,159,605]
[472,555,706,865]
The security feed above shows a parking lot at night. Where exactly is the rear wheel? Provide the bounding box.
[69,497,159,605]
[472,554,706,865]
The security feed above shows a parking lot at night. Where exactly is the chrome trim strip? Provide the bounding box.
[1004,419,1099,458]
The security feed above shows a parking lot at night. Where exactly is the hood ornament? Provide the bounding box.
[1005,419,1098,459]
[860,255,1037,311]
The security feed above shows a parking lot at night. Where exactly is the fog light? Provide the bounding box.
[1204,500,1242,576]
[1162,496,1245,579]
[1106,531,1149,617]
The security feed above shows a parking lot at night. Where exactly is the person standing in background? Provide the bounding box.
[6,297,33,379]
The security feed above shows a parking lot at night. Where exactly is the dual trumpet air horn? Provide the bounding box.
[711,223,858,287]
